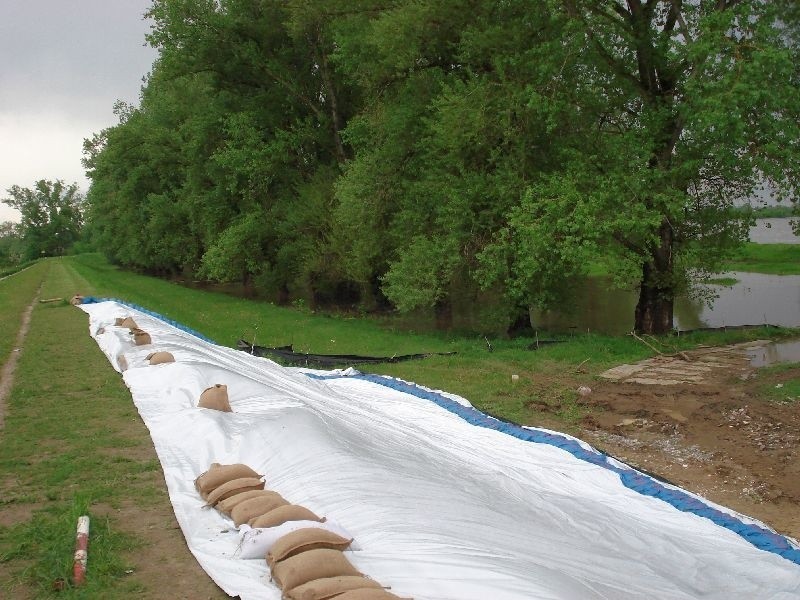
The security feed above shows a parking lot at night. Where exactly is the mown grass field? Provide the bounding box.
[1,255,798,597]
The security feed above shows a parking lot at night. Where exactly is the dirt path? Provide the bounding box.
[572,348,800,540]
[0,285,41,429]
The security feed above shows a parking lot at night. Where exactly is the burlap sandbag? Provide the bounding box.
[332,590,405,600]
[217,489,281,516]
[250,505,323,529]
[284,576,383,600]
[206,477,265,506]
[115,317,138,329]
[231,493,289,527]
[132,328,152,346]
[146,351,175,365]
[270,549,360,591]
[70,294,84,305]
[267,528,353,567]
[198,384,232,412]
[195,463,260,498]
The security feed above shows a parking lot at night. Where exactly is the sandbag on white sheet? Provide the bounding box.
[237,521,361,559]
[79,300,800,600]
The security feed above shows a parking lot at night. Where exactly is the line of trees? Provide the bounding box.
[83,0,800,334]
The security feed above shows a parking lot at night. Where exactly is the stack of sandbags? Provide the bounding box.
[272,547,406,599]
[199,464,322,529]
[196,462,410,599]
[281,575,390,600]
[198,384,232,412]
[196,463,265,505]
[227,492,289,526]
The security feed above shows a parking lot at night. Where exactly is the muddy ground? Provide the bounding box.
[533,356,800,541]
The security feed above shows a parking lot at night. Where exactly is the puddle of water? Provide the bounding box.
[747,340,800,367]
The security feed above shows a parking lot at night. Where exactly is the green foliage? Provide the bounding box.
[0,221,24,265]
[84,0,800,334]
[2,181,84,261]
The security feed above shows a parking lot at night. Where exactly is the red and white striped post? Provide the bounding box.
[73,515,90,586]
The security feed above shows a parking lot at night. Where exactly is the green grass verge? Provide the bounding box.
[755,364,800,403]
[736,205,796,218]
[589,241,799,279]
[0,258,208,598]
[724,243,800,275]
[705,277,739,287]
[66,254,799,426]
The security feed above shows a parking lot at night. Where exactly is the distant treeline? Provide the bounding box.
[736,205,798,218]
[83,1,800,334]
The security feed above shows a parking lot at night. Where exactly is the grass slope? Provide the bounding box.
[68,253,796,424]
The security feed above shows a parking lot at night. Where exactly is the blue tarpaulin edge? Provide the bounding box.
[309,371,800,566]
[80,296,216,344]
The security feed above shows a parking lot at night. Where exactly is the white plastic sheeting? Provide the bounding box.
[80,300,800,600]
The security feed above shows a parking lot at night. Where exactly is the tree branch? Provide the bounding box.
[669,0,693,42]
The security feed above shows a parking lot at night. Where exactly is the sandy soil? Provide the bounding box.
[558,365,800,541]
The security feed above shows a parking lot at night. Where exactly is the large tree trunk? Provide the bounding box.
[506,309,534,338]
[312,29,348,164]
[434,298,453,331]
[634,263,674,333]
[634,219,674,334]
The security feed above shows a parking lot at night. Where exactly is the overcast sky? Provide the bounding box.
[0,0,157,222]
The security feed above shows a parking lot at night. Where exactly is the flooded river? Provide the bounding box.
[532,272,800,335]
[530,219,799,334]
[749,218,799,244]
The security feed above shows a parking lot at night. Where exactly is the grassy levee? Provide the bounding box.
[0,258,223,598]
[68,253,797,424]
[0,262,48,360]
[1,255,797,596]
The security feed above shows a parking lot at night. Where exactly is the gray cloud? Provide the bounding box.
[1,0,157,222]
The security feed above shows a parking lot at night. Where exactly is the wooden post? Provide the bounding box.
[73,515,90,586]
